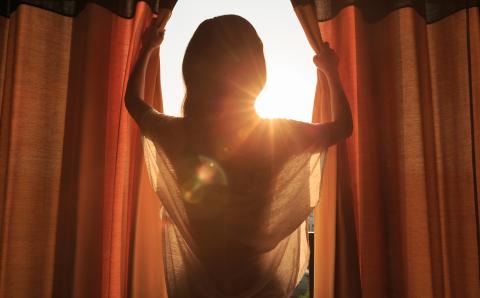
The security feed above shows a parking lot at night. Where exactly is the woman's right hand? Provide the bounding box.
[313,42,339,74]
[141,17,165,53]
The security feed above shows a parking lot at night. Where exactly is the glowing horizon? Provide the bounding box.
[160,0,316,122]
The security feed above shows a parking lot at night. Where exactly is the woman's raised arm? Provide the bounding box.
[311,43,353,148]
[125,18,165,124]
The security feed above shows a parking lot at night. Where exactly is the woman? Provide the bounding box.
[126,15,352,298]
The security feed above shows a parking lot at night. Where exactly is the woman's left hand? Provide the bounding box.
[313,42,339,75]
[141,17,165,52]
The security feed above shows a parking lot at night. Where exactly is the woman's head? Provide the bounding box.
[182,15,266,120]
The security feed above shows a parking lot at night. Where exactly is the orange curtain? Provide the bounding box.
[0,2,170,297]
[292,3,361,297]
[294,2,480,297]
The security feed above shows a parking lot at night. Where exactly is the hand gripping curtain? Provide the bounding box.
[292,0,480,297]
[0,1,176,297]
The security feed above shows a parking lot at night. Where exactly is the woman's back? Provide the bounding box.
[139,109,326,297]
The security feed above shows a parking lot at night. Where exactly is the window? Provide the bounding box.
[160,1,316,296]
[160,0,316,121]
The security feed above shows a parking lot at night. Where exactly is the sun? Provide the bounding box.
[254,62,316,122]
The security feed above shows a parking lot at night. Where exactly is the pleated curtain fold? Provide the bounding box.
[292,2,361,297]
[292,1,480,297]
[0,2,172,297]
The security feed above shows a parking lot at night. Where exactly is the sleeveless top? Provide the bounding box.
[139,108,327,297]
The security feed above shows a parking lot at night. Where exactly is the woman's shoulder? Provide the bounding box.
[255,117,314,135]
[139,107,185,140]
[253,117,324,157]
[140,107,182,125]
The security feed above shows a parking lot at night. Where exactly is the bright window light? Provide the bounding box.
[160,0,317,122]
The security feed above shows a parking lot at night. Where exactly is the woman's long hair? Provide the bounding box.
[182,15,267,122]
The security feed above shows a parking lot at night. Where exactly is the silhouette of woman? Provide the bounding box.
[126,14,352,298]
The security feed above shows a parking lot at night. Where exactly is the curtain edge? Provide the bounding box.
[0,0,177,19]
[290,0,480,24]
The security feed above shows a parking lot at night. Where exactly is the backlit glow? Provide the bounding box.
[160,0,316,122]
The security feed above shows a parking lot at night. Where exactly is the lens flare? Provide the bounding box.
[197,162,215,183]
[182,156,228,204]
